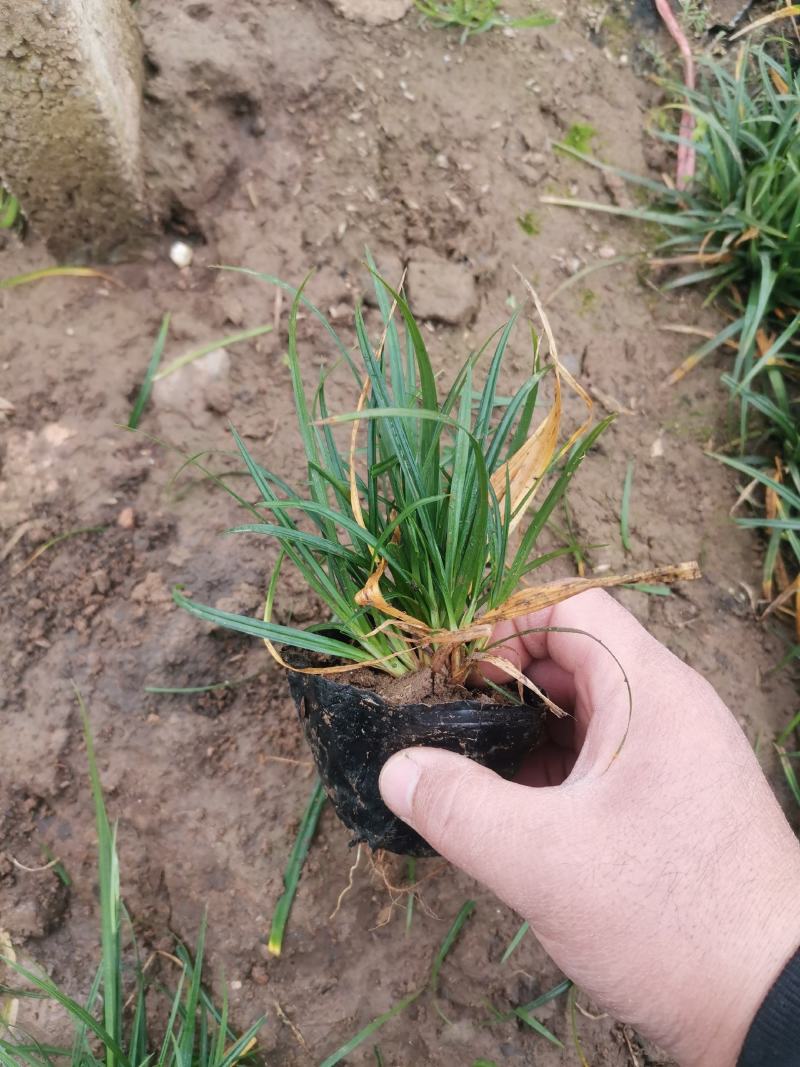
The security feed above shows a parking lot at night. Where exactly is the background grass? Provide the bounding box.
[0,696,264,1067]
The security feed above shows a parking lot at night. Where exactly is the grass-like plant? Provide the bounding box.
[0,699,264,1067]
[546,43,799,399]
[174,263,695,691]
[414,0,554,41]
[0,188,19,230]
[543,42,799,638]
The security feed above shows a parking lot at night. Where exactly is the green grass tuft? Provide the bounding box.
[545,42,800,630]
[0,188,19,230]
[414,0,554,42]
[560,123,597,155]
[0,692,265,1066]
[175,258,610,679]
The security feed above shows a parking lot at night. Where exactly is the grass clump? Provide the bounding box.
[517,211,541,236]
[0,188,19,230]
[174,262,697,688]
[173,261,625,685]
[414,0,554,42]
[559,123,596,155]
[0,698,264,1067]
[543,42,800,637]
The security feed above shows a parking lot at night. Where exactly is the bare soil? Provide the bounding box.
[1,2,797,1064]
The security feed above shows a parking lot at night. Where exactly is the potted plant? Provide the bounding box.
[175,265,698,856]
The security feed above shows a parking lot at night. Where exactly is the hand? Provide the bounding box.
[379,590,800,1066]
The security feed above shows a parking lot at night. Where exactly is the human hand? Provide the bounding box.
[379,590,800,1066]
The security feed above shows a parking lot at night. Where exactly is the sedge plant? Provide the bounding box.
[174,264,696,692]
[542,41,800,635]
[0,699,264,1067]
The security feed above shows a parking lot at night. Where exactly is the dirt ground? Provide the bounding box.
[1,1,798,1064]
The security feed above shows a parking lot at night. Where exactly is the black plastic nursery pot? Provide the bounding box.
[285,648,548,857]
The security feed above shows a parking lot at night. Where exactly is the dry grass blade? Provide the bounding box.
[13,525,107,577]
[478,562,701,625]
[0,928,18,1030]
[730,4,800,39]
[477,654,567,717]
[0,266,119,290]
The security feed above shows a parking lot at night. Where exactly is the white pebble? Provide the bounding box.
[169,241,193,269]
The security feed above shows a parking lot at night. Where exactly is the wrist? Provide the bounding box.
[679,911,800,1067]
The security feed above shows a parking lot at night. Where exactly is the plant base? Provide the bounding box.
[285,656,547,856]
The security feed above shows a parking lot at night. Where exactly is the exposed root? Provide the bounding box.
[329,844,362,920]
[274,1000,310,1053]
[368,850,445,928]
[9,855,60,874]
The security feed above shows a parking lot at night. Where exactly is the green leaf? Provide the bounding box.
[154,324,273,382]
[500,920,529,963]
[128,315,170,429]
[172,586,374,663]
[268,780,326,956]
[620,460,634,553]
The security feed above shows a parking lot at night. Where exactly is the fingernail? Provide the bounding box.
[379,751,421,821]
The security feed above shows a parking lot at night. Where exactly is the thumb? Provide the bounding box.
[379,747,568,915]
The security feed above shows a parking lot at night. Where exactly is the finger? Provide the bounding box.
[379,747,571,915]
[493,589,688,772]
[514,742,576,787]
[477,618,529,682]
[526,659,576,712]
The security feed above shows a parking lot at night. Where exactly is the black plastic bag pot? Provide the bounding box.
[285,649,547,857]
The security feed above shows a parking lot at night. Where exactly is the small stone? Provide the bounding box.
[602,171,633,209]
[221,294,245,326]
[131,572,172,606]
[42,423,76,447]
[597,245,617,259]
[153,347,230,415]
[249,115,267,137]
[91,569,110,595]
[116,507,135,529]
[251,965,269,986]
[434,152,449,169]
[325,0,412,24]
[169,241,194,269]
[407,251,478,326]
[205,381,232,415]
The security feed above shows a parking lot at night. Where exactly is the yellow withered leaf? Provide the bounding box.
[491,278,593,534]
[478,562,701,625]
[0,927,18,1029]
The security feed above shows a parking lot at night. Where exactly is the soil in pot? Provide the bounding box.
[285,651,548,856]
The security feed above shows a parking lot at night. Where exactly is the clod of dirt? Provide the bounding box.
[152,347,230,424]
[0,870,69,940]
[325,0,413,25]
[406,251,478,325]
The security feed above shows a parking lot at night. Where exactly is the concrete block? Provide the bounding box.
[0,0,147,258]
